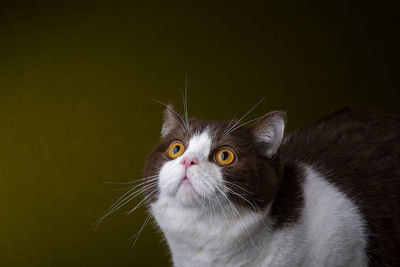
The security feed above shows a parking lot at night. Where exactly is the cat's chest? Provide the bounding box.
[166,237,259,267]
[151,199,266,266]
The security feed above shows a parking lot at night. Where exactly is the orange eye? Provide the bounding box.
[215,148,235,166]
[168,141,185,159]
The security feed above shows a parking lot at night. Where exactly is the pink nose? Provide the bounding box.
[180,157,198,168]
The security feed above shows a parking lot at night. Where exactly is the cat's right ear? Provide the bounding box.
[161,105,183,137]
[251,111,286,158]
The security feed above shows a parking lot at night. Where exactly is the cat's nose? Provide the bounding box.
[180,157,198,168]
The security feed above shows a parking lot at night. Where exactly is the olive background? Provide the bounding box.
[0,1,399,266]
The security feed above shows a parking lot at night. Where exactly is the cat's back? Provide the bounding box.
[281,107,400,165]
[280,108,400,266]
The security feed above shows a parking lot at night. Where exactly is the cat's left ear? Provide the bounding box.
[251,111,286,158]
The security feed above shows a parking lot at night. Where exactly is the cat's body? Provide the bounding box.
[144,107,400,267]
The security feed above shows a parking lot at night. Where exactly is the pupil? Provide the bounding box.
[173,145,180,154]
[221,151,229,160]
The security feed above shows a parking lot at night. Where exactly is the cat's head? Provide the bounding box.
[143,105,286,213]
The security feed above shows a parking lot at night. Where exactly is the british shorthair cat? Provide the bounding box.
[142,105,399,267]
[100,104,400,267]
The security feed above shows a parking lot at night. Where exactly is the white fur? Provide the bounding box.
[151,130,368,267]
[261,166,368,266]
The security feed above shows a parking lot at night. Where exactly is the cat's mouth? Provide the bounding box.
[179,176,192,186]
[176,175,198,197]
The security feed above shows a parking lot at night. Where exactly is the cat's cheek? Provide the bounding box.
[187,163,224,199]
[158,160,186,197]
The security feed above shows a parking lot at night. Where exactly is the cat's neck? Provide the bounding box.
[151,196,273,266]
[269,161,305,229]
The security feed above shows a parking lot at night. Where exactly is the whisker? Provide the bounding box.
[183,72,190,130]
[223,97,264,137]
[220,112,238,137]
[223,185,259,212]
[151,98,188,132]
[107,178,158,203]
[215,186,241,218]
[216,185,263,253]
[212,191,231,229]
[110,180,156,192]
[95,187,155,228]
[110,178,159,191]
[225,115,264,135]
[107,183,157,216]
[125,192,155,215]
[129,213,152,247]
[224,181,254,195]
[103,175,158,185]
[112,186,137,192]
[95,181,158,228]
[224,182,265,210]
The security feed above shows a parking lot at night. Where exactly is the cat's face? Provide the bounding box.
[143,105,285,213]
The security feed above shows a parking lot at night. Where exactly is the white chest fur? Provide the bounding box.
[151,165,368,267]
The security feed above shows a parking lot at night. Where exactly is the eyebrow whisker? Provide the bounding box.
[151,98,189,132]
[223,97,264,137]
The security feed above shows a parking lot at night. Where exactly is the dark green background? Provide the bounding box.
[0,1,399,266]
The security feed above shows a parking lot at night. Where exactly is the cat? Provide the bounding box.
[141,105,400,267]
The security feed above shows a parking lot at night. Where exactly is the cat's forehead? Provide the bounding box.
[165,118,255,152]
[170,119,235,141]
[189,119,228,136]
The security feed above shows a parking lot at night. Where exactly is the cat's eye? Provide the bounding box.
[168,141,185,159]
[215,148,235,166]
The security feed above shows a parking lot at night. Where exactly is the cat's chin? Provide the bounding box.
[174,181,203,207]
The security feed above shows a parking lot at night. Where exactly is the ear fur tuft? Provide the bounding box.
[251,111,286,158]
